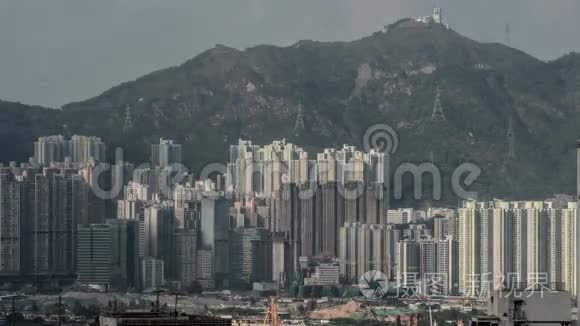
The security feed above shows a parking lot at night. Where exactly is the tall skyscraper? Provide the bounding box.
[142,257,165,290]
[33,135,68,166]
[561,202,577,296]
[175,229,198,288]
[415,238,459,295]
[437,237,459,295]
[272,236,292,286]
[144,204,176,280]
[77,224,111,286]
[151,138,182,168]
[68,135,106,164]
[0,166,90,284]
[107,219,140,289]
[0,172,21,274]
[33,135,105,165]
[433,217,449,240]
[339,223,393,282]
[227,139,308,196]
[456,199,575,297]
[174,183,201,229]
[457,200,482,294]
[196,249,214,289]
[46,169,87,276]
[396,240,420,288]
[28,173,50,276]
[230,228,272,283]
[576,140,580,311]
[200,192,231,283]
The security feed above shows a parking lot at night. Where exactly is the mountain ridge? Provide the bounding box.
[2,21,580,204]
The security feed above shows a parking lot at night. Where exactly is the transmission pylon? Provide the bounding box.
[507,117,516,160]
[431,86,446,121]
[123,105,133,132]
[294,102,305,135]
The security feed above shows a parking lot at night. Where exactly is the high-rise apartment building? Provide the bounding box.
[151,138,182,168]
[339,223,394,282]
[77,224,111,286]
[144,204,176,280]
[33,135,105,165]
[227,139,308,196]
[196,249,214,289]
[0,167,89,284]
[272,237,292,286]
[433,217,449,240]
[33,135,68,165]
[142,257,165,290]
[415,238,459,295]
[457,199,576,297]
[175,229,198,288]
[396,240,420,288]
[0,173,21,274]
[69,135,106,164]
[107,219,140,289]
[200,192,231,283]
[230,228,272,283]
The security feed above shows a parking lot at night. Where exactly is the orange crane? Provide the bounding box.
[262,297,282,326]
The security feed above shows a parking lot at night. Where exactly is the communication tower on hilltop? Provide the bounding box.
[123,105,133,132]
[294,102,305,135]
[431,86,446,121]
[433,7,442,24]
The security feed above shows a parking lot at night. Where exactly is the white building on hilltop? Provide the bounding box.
[432,8,442,24]
[416,7,443,25]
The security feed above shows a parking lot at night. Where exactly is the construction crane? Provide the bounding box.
[262,297,282,326]
[361,303,381,321]
[418,295,434,326]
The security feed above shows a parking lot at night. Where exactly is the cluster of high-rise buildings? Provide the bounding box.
[33,134,106,166]
[455,198,577,297]
[344,197,577,298]
[0,135,578,299]
[0,135,106,287]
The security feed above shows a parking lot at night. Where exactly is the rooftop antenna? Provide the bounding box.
[505,23,511,47]
[431,86,446,121]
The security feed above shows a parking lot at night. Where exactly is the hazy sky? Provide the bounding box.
[1,0,579,108]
